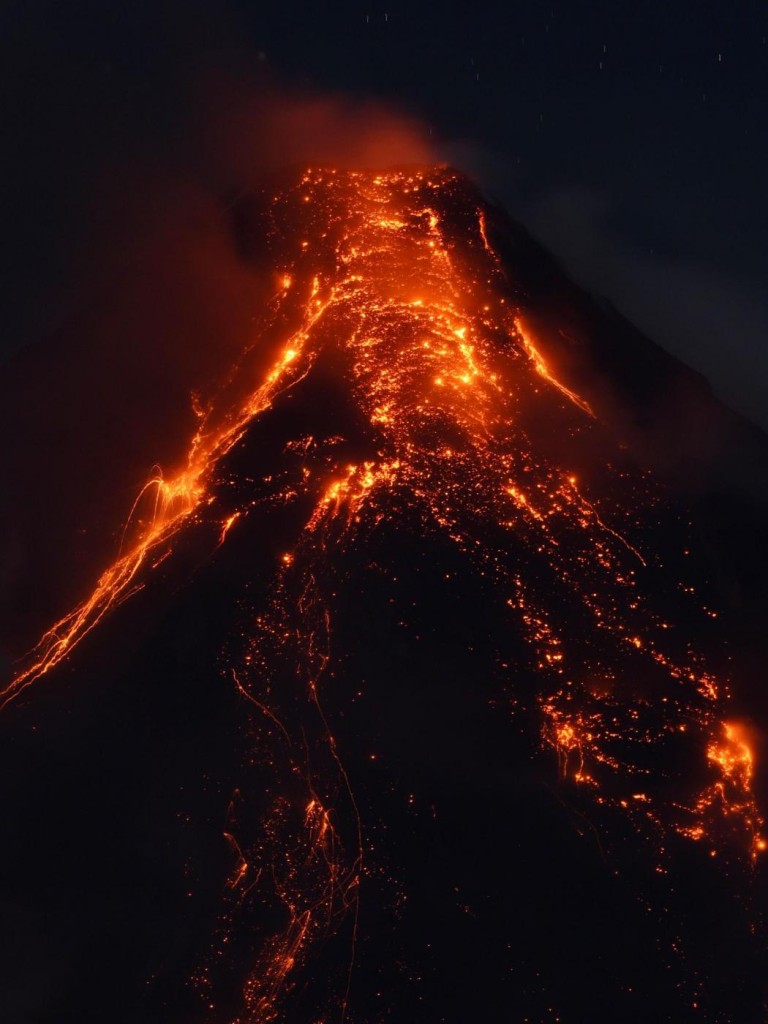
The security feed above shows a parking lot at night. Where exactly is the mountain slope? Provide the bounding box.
[0,165,766,1022]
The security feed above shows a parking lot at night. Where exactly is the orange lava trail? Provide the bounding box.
[0,290,328,709]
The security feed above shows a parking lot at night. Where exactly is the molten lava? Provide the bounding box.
[2,166,764,1020]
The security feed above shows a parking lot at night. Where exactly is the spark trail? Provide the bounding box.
[2,166,764,1020]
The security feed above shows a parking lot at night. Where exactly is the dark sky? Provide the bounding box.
[2,0,767,424]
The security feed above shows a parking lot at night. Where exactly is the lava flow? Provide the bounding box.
[2,166,765,1020]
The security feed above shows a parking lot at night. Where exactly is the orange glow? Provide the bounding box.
[678,722,766,859]
[515,317,594,417]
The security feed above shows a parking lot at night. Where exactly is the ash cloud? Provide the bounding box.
[199,80,434,183]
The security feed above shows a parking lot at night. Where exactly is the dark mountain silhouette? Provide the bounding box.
[0,166,766,1023]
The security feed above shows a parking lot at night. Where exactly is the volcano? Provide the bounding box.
[1,166,767,1023]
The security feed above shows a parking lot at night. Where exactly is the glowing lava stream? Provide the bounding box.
[2,165,765,1018]
[0,284,330,709]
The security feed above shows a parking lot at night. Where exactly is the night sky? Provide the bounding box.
[2,0,767,424]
